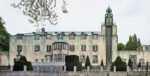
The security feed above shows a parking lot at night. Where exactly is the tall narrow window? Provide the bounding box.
[47,45,51,52]
[81,45,86,51]
[93,45,98,51]
[35,45,40,52]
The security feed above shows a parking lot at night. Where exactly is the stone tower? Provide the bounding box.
[104,7,117,66]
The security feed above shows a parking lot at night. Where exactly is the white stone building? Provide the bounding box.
[6,7,150,68]
[9,7,117,67]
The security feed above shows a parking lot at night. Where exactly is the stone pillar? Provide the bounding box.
[127,66,129,72]
[114,66,116,72]
[87,66,90,72]
[24,65,27,71]
[10,65,13,71]
[64,66,66,72]
[74,66,77,72]
[100,66,103,72]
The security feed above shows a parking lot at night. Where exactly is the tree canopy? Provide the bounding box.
[0,17,10,51]
[118,34,142,51]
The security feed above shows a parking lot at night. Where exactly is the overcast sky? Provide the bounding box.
[0,0,150,45]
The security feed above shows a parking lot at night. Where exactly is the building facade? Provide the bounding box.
[9,7,117,66]
[7,7,150,68]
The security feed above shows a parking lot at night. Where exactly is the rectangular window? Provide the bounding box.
[17,45,22,52]
[93,45,98,51]
[93,55,98,63]
[80,55,86,63]
[81,45,86,51]
[35,45,40,52]
[34,35,40,40]
[70,45,75,51]
[47,45,51,52]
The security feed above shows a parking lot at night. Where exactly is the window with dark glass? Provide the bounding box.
[35,45,40,52]
[93,45,98,51]
[81,45,86,51]
[70,45,75,51]
[17,45,22,52]
[47,45,51,52]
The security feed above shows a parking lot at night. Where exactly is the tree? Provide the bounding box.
[117,43,125,51]
[137,39,142,48]
[137,62,141,68]
[124,34,142,51]
[65,55,82,71]
[128,58,133,70]
[100,60,104,66]
[85,56,91,68]
[111,56,127,71]
[11,0,68,29]
[0,17,10,51]
[13,55,33,71]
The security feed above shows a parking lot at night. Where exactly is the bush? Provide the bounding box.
[13,55,33,71]
[65,55,82,71]
[111,56,127,71]
[85,56,91,68]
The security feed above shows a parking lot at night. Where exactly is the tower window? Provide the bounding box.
[35,45,40,52]
[81,45,86,51]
